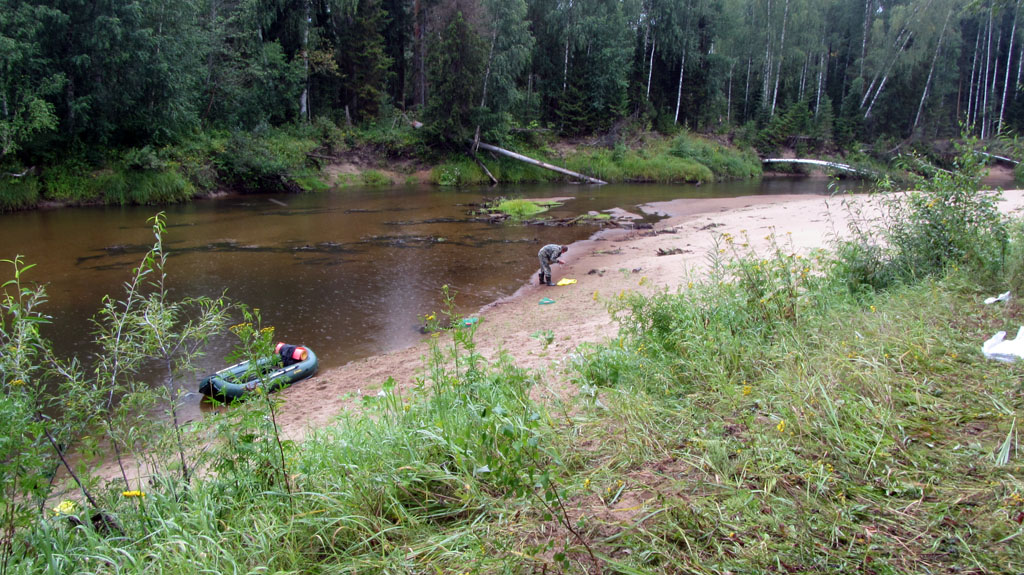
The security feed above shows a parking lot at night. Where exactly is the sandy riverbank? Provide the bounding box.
[270,188,1024,441]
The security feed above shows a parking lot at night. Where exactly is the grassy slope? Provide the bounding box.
[16,214,1024,575]
[1,129,764,211]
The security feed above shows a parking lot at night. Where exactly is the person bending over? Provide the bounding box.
[537,244,567,286]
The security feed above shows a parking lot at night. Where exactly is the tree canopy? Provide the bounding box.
[3,0,1024,164]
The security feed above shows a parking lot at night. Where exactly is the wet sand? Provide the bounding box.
[272,189,1024,439]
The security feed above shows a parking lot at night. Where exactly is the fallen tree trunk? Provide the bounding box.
[472,141,607,185]
[472,152,499,185]
[762,158,875,177]
[976,151,1019,166]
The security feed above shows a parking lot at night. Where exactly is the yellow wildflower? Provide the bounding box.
[122,490,145,498]
[776,420,786,433]
[53,500,77,516]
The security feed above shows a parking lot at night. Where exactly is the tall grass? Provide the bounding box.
[0,176,40,211]
[3,146,1024,573]
[669,133,763,180]
[431,136,756,186]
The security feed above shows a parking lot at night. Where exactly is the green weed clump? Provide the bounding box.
[361,169,392,186]
[493,198,548,220]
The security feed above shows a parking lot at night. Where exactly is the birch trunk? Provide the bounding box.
[473,26,498,152]
[998,0,1020,134]
[481,29,497,108]
[982,5,994,138]
[1016,30,1024,120]
[862,29,913,113]
[762,0,773,108]
[799,53,808,102]
[968,29,981,127]
[563,36,570,92]
[1018,28,1024,90]
[860,2,926,111]
[299,0,311,120]
[727,63,734,124]
[988,27,1002,137]
[913,7,952,133]
[864,75,887,119]
[860,0,872,80]
[473,141,606,184]
[641,6,651,101]
[674,48,687,124]
[744,56,751,119]
[815,50,826,117]
[646,37,656,100]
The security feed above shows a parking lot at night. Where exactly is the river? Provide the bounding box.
[0,178,849,419]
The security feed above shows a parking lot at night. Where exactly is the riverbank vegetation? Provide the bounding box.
[3,140,1024,573]
[6,0,1024,211]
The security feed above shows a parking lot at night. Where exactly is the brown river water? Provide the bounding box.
[0,178,848,421]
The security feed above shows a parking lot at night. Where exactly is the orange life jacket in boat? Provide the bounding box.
[275,342,308,366]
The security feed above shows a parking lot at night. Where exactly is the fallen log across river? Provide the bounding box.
[762,158,876,177]
[472,140,608,185]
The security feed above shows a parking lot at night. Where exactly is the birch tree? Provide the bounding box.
[912,4,954,133]
[998,0,1021,133]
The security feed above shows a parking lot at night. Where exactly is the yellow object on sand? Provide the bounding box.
[556,278,577,286]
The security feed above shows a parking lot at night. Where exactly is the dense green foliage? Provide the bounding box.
[3,0,1024,196]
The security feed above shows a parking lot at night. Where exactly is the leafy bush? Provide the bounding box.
[216,129,322,192]
[837,139,1010,289]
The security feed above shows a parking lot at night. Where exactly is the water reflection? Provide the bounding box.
[0,179,848,418]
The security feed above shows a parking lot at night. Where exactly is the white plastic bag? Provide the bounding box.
[982,326,1024,363]
[984,291,1012,305]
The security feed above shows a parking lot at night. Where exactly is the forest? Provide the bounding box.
[4,0,1024,194]
[5,2,1024,572]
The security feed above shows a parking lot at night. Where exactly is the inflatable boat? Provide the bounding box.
[199,343,318,401]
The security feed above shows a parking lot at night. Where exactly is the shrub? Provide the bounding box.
[216,129,322,192]
[838,139,1010,290]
